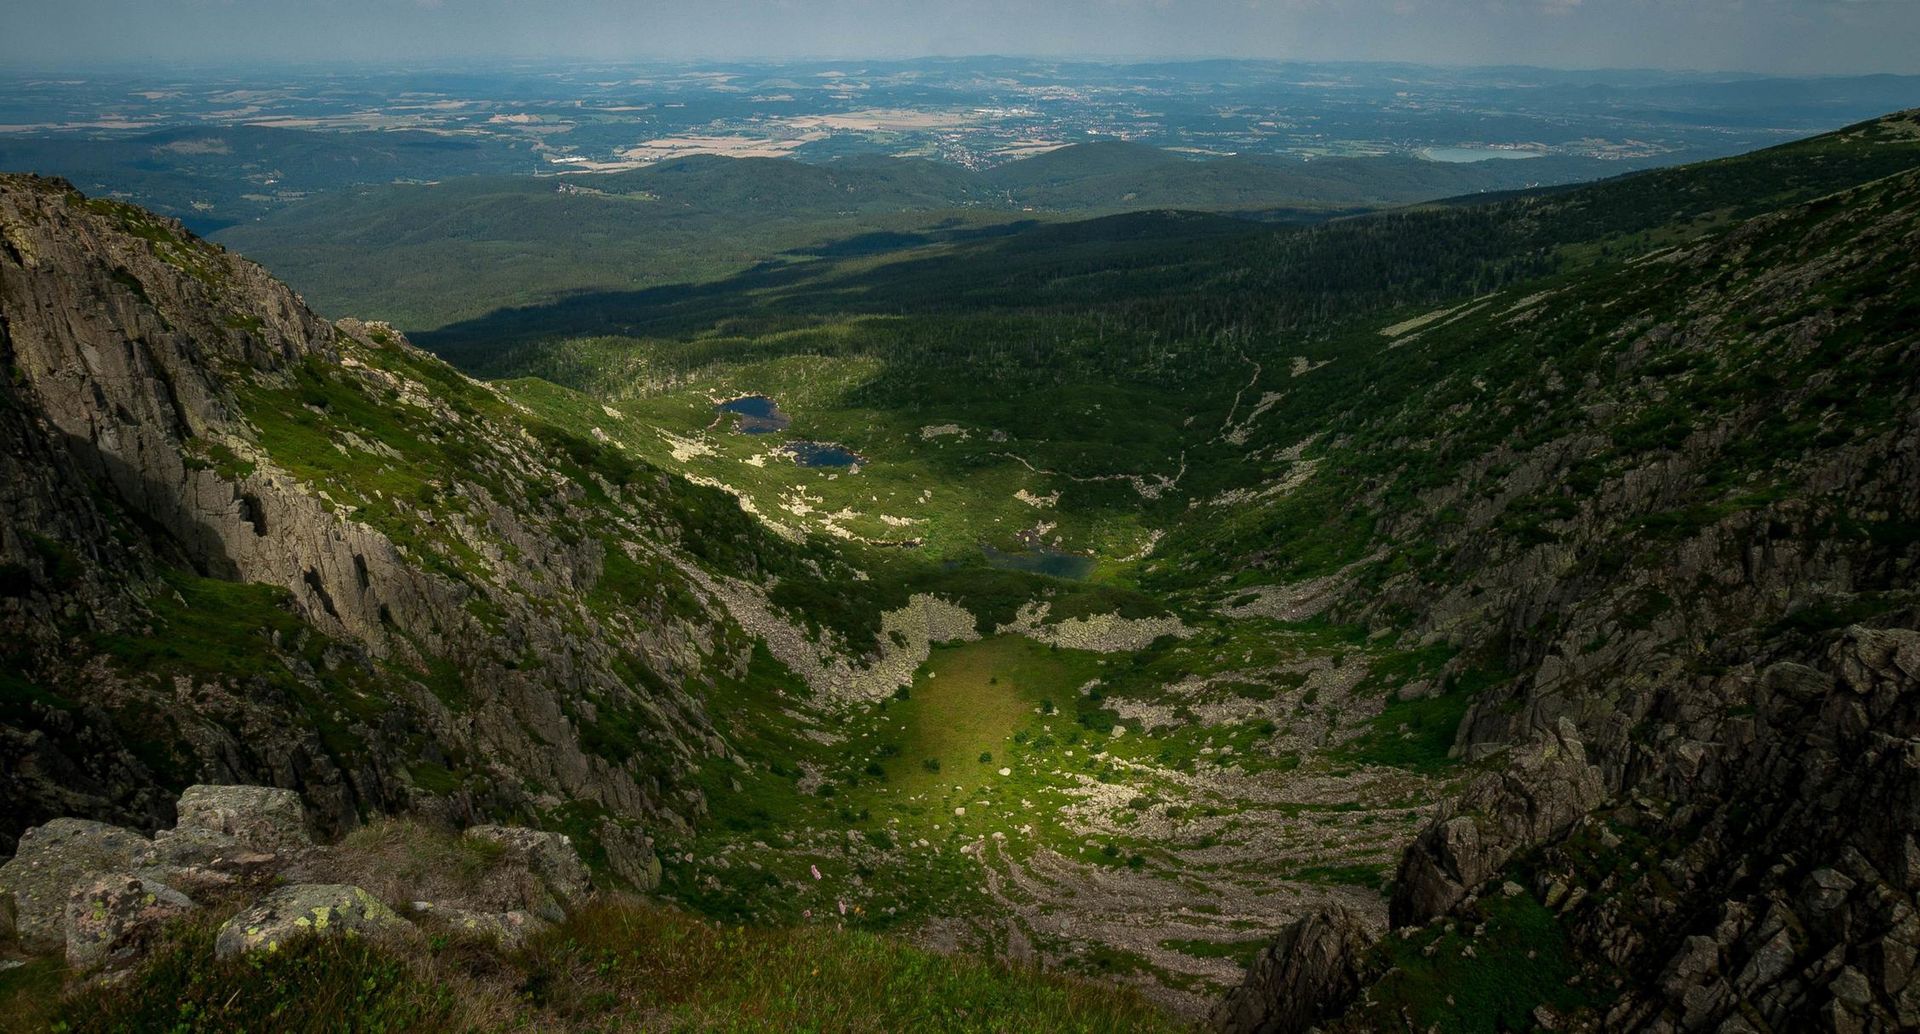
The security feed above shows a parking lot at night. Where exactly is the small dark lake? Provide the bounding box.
[982,544,1096,580]
[716,394,791,433]
[786,441,861,468]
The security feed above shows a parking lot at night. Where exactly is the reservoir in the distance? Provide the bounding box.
[1419,146,1545,163]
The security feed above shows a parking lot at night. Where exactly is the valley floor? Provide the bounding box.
[498,322,1491,1014]
[658,622,1463,1012]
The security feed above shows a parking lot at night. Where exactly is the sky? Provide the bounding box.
[1,0,1916,75]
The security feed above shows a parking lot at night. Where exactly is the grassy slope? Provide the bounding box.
[455,111,1920,620]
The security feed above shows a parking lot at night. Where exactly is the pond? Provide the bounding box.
[982,544,1096,580]
[716,394,791,433]
[785,441,861,468]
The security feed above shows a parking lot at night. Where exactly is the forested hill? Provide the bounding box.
[208,139,1610,331]
[422,108,1920,373]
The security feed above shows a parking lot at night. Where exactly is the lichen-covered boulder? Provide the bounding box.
[410,901,550,948]
[174,785,312,852]
[148,825,281,898]
[63,873,196,970]
[213,884,410,958]
[151,825,245,868]
[0,818,155,953]
[463,826,591,921]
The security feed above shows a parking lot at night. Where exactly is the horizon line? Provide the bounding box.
[4,53,1919,82]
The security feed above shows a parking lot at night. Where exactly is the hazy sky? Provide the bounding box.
[2,0,1917,74]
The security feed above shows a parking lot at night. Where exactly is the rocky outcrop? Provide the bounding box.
[1390,718,1604,926]
[1212,907,1381,1034]
[0,174,699,860]
[0,784,594,971]
[462,825,591,922]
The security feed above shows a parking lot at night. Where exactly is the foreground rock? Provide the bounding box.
[0,819,156,953]
[63,874,195,969]
[214,884,410,958]
[1,783,597,972]
[463,825,592,922]
[173,785,313,853]
[1212,907,1380,1034]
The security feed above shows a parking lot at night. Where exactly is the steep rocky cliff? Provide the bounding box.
[1219,129,1920,1031]
[0,173,827,867]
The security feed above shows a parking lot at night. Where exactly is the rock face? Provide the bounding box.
[213,884,410,958]
[1220,141,1920,1027]
[1212,907,1381,1034]
[0,174,706,864]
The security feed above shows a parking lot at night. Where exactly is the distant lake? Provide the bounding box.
[716,394,791,433]
[786,441,861,468]
[1420,146,1545,163]
[983,544,1096,580]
